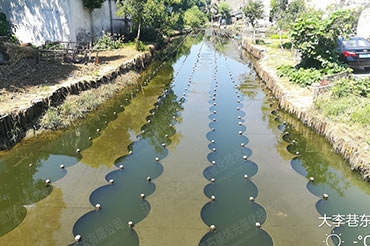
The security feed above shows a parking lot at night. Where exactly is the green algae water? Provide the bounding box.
[0,31,369,246]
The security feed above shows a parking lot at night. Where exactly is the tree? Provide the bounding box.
[290,10,356,69]
[184,6,208,28]
[243,0,264,43]
[270,0,305,49]
[218,2,231,23]
[83,0,106,43]
[116,0,168,50]
[0,13,12,38]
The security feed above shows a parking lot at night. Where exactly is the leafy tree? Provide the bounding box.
[0,12,16,43]
[290,10,356,69]
[184,6,207,28]
[218,2,231,21]
[270,0,305,48]
[243,0,264,43]
[269,0,287,22]
[116,0,168,50]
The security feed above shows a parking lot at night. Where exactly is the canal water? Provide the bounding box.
[0,31,369,246]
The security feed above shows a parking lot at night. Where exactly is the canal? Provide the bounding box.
[0,31,369,246]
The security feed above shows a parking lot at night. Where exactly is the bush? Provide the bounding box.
[277,65,322,87]
[255,39,265,45]
[282,41,292,49]
[290,10,356,69]
[94,32,125,50]
[0,12,16,42]
[331,77,370,98]
[270,34,288,39]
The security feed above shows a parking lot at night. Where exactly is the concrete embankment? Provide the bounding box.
[243,42,370,181]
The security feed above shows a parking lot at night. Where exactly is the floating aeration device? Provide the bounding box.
[147,177,151,182]
[211,178,215,183]
[109,179,114,184]
[211,161,216,165]
[155,157,159,161]
[74,235,81,242]
[239,131,243,135]
[45,179,51,185]
[60,164,65,169]
[140,193,145,199]
[249,196,255,202]
[210,225,216,232]
[241,143,245,147]
[128,221,134,228]
[242,155,247,160]
[210,195,216,201]
[255,222,261,228]
[244,174,248,179]
[323,194,329,200]
[95,204,101,210]
[76,149,80,153]
[309,177,315,182]
[119,165,124,170]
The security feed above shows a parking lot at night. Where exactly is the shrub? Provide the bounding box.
[290,10,356,69]
[0,12,17,43]
[270,34,288,39]
[94,32,125,50]
[277,65,322,87]
[331,77,370,98]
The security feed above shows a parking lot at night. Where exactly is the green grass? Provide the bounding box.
[314,95,370,128]
[40,84,118,130]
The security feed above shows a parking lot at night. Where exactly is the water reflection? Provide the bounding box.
[270,101,370,245]
[200,40,272,245]
[0,35,192,238]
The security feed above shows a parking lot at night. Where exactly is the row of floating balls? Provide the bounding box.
[226,58,265,225]
[205,53,263,233]
[53,33,199,243]
[206,49,221,232]
[88,34,205,236]
[73,33,206,243]
[44,32,195,189]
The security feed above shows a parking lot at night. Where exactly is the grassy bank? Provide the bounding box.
[38,72,140,131]
[244,41,370,179]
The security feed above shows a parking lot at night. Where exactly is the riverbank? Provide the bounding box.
[0,33,191,150]
[0,44,155,150]
[243,41,370,181]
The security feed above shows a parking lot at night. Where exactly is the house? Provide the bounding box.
[0,0,127,46]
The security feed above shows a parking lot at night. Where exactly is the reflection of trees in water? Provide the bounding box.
[275,113,354,197]
[239,72,258,99]
[142,88,183,153]
[0,31,198,237]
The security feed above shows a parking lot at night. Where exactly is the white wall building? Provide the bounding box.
[0,0,127,46]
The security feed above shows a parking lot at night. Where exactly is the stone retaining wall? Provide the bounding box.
[244,42,370,181]
[0,49,154,150]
